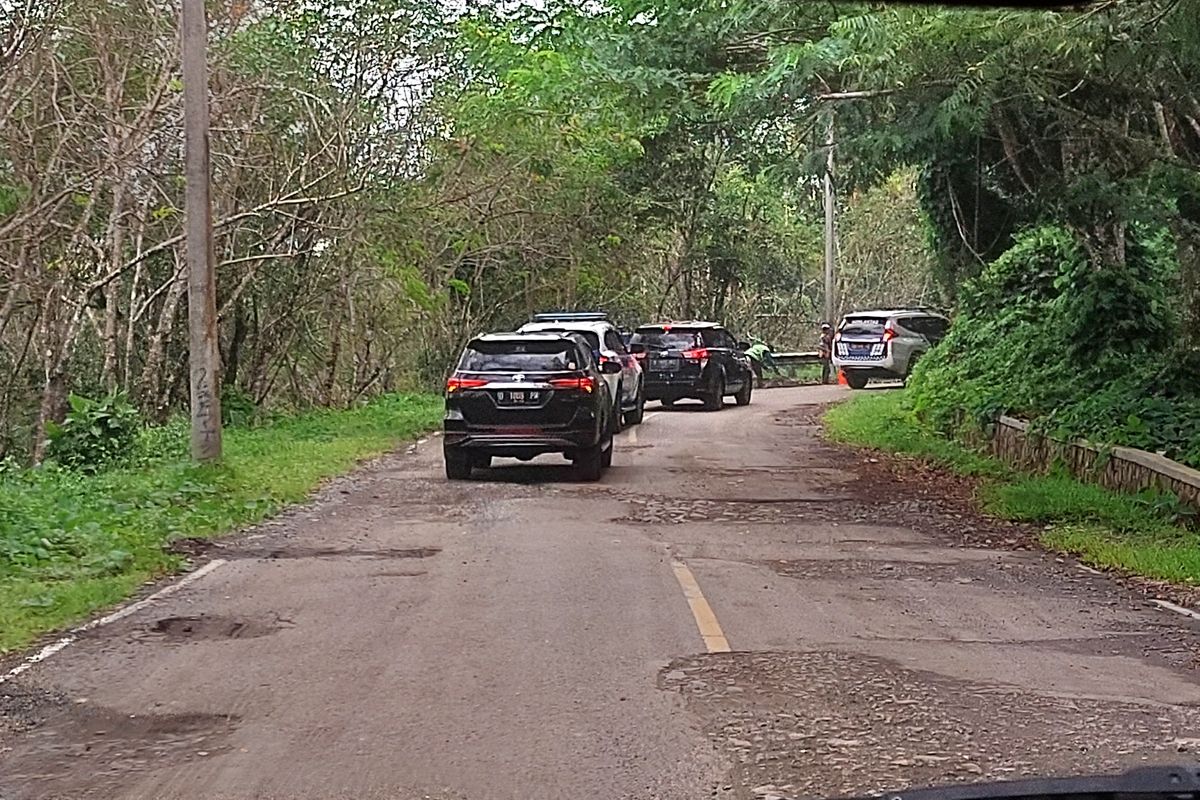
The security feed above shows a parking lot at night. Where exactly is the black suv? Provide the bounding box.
[443,332,620,481]
[629,322,754,410]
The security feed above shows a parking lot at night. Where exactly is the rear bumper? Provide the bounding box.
[644,378,705,400]
[834,364,903,379]
[443,425,601,457]
[832,354,898,374]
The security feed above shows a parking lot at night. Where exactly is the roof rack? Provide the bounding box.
[476,330,575,340]
[531,311,609,322]
[640,320,719,328]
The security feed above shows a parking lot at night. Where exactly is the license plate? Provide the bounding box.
[497,390,540,405]
[848,345,870,354]
[650,359,678,371]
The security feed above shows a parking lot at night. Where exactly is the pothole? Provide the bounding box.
[166,536,214,559]
[618,497,826,525]
[766,558,983,582]
[150,615,288,640]
[659,651,1200,798]
[225,545,441,561]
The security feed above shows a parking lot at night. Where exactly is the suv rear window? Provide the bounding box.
[839,317,886,338]
[459,341,582,372]
[631,329,702,350]
[534,327,601,351]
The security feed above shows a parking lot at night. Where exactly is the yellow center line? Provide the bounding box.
[671,561,731,653]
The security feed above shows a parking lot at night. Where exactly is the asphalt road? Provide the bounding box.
[2,385,1199,800]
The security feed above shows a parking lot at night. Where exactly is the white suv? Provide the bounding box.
[832,308,950,389]
[518,312,646,427]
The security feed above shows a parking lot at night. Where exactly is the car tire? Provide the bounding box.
[444,447,473,480]
[611,389,624,434]
[574,441,606,482]
[601,435,614,468]
[734,377,752,406]
[703,373,725,411]
[846,372,869,390]
[471,453,492,470]
[661,397,676,409]
[624,382,646,426]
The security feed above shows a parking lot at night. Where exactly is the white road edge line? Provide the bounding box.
[1150,598,1200,621]
[0,558,229,685]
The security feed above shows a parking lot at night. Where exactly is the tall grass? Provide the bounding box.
[0,393,443,653]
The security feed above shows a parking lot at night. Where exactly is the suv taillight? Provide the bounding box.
[682,348,709,361]
[447,376,488,392]
[550,376,595,393]
[883,323,897,342]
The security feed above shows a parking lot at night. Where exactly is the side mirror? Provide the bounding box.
[600,360,622,374]
[629,343,646,354]
[737,341,751,350]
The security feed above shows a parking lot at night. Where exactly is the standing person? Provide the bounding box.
[817,322,835,384]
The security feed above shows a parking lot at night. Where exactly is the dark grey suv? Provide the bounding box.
[442,332,621,481]
[628,321,755,410]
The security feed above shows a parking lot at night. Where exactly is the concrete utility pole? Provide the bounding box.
[181,0,222,461]
[823,110,838,327]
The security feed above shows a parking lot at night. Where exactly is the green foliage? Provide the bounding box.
[221,387,263,428]
[840,168,941,310]
[984,471,1187,537]
[825,391,1200,584]
[907,223,1200,464]
[0,181,27,218]
[45,393,141,472]
[1041,524,1200,585]
[824,389,1006,478]
[131,416,190,464]
[0,393,442,653]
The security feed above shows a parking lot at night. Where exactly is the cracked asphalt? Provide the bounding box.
[2,385,1199,800]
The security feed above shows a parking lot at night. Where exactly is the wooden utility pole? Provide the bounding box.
[823,110,838,326]
[181,0,222,461]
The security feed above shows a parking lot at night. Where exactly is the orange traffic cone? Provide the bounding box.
[837,368,848,386]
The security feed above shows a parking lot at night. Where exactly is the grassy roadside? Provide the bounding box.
[0,393,443,654]
[824,391,1200,585]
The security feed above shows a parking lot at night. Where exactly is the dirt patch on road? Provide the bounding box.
[617,493,1031,547]
[660,651,1200,800]
[1,701,239,796]
[0,684,70,743]
[220,544,441,561]
[836,428,1200,610]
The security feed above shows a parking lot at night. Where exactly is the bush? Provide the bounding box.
[45,392,141,472]
[221,386,263,428]
[908,223,1200,466]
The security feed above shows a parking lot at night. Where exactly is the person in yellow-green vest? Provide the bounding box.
[745,340,776,386]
